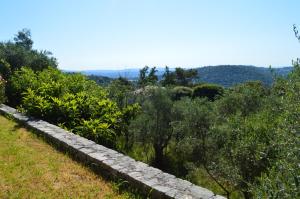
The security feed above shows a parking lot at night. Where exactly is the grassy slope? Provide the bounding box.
[0,115,136,199]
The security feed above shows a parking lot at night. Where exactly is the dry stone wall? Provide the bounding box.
[0,104,226,199]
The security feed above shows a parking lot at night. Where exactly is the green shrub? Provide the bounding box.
[0,59,12,80]
[192,84,224,101]
[216,81,268,117]
[6,67,39,106]
[75,119,117,148]
[0,76,5,103]
[8,67,126,149]
[22,87,122,148]
[171,86,193,100]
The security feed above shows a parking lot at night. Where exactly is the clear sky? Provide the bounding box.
[1,0,300,70]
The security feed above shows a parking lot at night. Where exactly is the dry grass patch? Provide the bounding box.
[0,115,137,199]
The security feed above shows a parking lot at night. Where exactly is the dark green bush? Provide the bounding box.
[75,119,117,148]
[171,86,193,100]
[6,67,51,106]
[0,59,12,80]
[192,84,224,101]
[0,76,5,103]
[22,89,122,148]
[216,81,268,117]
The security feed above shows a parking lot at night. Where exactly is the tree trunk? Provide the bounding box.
[124,131,131,151]
[153,145,164,169]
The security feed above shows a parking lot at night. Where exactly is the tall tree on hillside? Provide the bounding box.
[138,66,149,87]
[174,68,198,86]
[148,67,158,84]
[161,66,176,86]
[108,77,134,108]
[14,29,33,50]
[0,29,57,80]
[137,66,158,87]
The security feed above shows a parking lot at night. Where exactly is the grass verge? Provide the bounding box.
[0,115,139,199]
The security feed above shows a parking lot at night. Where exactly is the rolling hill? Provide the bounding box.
[196,65,293,87]
[74,65,293,87]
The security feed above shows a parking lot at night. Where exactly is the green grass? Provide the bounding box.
[0,115,139,199]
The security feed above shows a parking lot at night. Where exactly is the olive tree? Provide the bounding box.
[130,87,173,168]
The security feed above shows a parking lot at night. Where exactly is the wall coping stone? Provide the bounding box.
[0,104,226,199]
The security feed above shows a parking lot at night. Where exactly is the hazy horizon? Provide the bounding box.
[64,64,293,71]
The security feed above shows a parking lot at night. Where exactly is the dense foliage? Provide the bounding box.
[170,86,193,100]
[9,67,124,147]
[129,64,299,198]
[192,84,224,100]
[0,75,5,103]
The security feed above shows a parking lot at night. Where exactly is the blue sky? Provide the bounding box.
[1,0,300,70]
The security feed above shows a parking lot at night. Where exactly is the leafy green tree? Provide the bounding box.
[138,66,149,87]
[209,64,299,198]
[174,68,186,85]
[160,67,198,86]
[120,103,141,151]
[130,87,173,168]
[161,66,176,86]
[252,148,299,199]
[148,67,158,84]
[0,29,57,80]
[108,77,134,108]
[14,29,33,50]
[171,98,232,196]
[250,60,300,198]
[0,42,29,73]
[108,77,141,151]
[28,50,57,71]
[137,66,158,87]
[174,68,198,86]
[212,110,282,198]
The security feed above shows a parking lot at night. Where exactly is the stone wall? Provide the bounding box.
[0,104,226,199]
